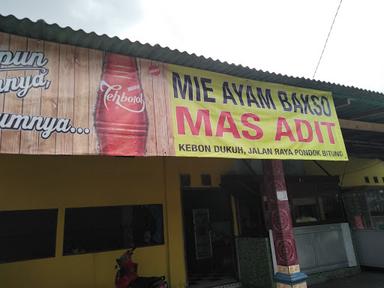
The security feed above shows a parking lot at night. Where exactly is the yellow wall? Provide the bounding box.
[4,153,382,288]
[0,155,236,288]
[0,155,168,288]
[304,157,384,187]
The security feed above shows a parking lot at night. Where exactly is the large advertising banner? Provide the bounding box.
[0,32,347,160]
[170,65,347,160]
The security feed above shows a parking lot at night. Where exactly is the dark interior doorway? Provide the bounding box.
[221,175,267,237]
[182,188,238,287]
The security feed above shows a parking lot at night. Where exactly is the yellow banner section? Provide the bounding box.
[168,64,348,161]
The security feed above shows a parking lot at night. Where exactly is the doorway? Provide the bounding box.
[182,188,238,287]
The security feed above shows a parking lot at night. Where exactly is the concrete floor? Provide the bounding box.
[310,272,384,288]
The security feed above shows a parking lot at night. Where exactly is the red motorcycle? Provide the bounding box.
[115,248,167,288]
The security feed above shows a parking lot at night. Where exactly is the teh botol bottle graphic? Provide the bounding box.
[95,53,148,156]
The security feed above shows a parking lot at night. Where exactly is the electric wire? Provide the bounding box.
[312,0,343,79]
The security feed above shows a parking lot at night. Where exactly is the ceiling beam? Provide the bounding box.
[352,110,384,120]
[339,119,384,133]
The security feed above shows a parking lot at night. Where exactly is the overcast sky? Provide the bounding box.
[2,0,384,93]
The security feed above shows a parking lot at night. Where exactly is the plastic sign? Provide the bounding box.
[170,65,347,161]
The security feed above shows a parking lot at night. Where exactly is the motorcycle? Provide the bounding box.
[115,248,168,288]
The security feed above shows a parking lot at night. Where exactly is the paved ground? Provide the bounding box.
[310,271,384,288]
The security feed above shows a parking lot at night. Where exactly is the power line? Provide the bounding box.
[312,0,343,79]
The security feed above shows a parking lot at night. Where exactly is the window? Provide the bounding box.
[366,189,384,229]
[0,209,58,263]
[201,174,212,186]
[320,194,344,220]
[180,174,191,187]
[63,204,164,255]
[293,197,320,224]
[287,177,346,226]
[343,190,373,230]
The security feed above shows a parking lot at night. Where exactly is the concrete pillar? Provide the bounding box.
[262,160,307,288]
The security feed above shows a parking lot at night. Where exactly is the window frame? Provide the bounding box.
[0,208,58,263]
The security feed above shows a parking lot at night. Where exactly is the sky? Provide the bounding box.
[2,0,384,93]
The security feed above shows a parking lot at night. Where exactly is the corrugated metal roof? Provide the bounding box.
[1,14,384,157]
[1,14,383,101]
